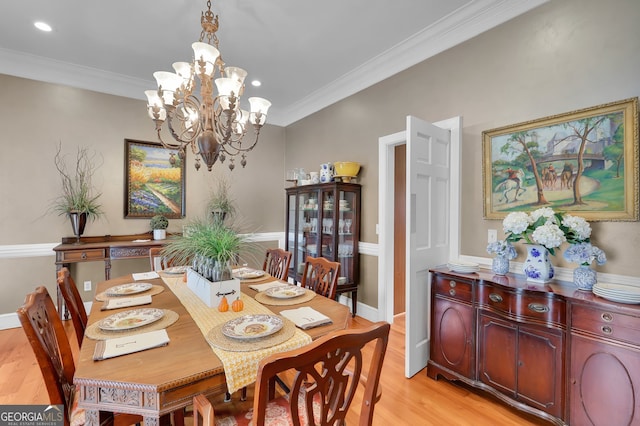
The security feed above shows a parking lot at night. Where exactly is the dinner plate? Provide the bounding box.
[163,265,188,275]
[593,283,640,296]
[265,285,306,299]
[221,314,284,340]
[233,268,266,280]
[105,282,153,297]
[592,290,640,304]
[98,308,165,331]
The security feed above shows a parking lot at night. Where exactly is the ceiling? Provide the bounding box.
[0,0,546,126]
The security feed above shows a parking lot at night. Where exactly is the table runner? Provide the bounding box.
[161,276,312,393]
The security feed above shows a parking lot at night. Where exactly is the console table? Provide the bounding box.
[53,234,170,313]
[428,266,640,426]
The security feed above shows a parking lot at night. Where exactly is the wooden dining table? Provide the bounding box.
[73,272,351,426]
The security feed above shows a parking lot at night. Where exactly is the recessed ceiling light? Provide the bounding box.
[34,21,52,32]
[251,80,262,87]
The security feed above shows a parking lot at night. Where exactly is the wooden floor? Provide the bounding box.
[0,315,549,425]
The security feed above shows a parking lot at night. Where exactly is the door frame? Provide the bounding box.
[378,116,462,323]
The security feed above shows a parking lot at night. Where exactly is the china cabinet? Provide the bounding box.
[285,182,360,315]
[428,267,640,426]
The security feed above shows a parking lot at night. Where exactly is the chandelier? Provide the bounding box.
[145,0,271,171]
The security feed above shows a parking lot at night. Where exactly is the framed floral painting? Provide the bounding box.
[124,139,186,219]
[482,97,639,221]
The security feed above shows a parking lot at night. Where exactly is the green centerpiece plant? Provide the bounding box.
[208,177,237,224]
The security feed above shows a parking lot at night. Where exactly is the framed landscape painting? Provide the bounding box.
[124,139,186,219]
[482,97,639,221]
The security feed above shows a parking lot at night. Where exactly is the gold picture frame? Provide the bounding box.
[482,97,638,221]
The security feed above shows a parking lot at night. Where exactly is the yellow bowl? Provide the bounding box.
[334,162,360,178]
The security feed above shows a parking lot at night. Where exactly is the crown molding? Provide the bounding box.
[0,0,547,127]
[280,0,548,126]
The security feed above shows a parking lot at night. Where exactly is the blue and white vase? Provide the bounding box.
[320,163,334,183]
[523,244,554,283]
[492,255,510,275]
[573,265,597,291]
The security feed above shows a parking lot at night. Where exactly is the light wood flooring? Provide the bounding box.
[0,315,549,425]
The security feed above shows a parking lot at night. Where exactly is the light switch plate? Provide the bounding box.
[488,229,498,244]
[84,280,92,291]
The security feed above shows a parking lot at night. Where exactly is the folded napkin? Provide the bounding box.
[132,239,151,242]
[93,329,170,361]
[280,306,332,330]
[248,280,289,292]
[101,295,152,311]
[132,271,160,281]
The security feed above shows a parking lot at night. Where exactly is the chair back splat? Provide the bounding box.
[263,248,292,281]
[57,267,87,346]
[301,256,340,300]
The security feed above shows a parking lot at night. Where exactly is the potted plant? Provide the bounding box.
[50,143,104,244]
[163,218,247,281]
[150,215,169,240]
[207,177,236,224]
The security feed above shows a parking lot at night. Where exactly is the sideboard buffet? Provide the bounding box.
[428,266,640,426]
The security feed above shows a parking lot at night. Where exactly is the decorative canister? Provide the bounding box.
[320,163,334,183]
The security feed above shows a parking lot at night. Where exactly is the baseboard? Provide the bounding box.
[2,301,93,331]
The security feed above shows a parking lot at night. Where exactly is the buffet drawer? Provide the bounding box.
[432,274,473,303]
[571,304,640,345]
[60,248,106,262]
[478,283,565,326]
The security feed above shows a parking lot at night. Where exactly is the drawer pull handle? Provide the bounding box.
[449,289,456,297]
[81,252,87,259]
[601,326,613,335]
[528,303,549,313]
[601,313,613,322]
[489,293,503,303]
[449,281,457,288]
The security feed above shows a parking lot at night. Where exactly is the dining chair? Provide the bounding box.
[149,246,174,271]
[57,267,87,347]
[193,321,391,426]
[17,286,143,426]
[262,248,292,280]
[301,256,341,300]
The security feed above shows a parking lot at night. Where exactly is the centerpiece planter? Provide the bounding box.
[187,266,240,308]
[523,244,554,283]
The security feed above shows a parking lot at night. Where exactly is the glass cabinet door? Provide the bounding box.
[337,189,357,286]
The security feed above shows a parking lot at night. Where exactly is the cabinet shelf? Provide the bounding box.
[286,182,361,316]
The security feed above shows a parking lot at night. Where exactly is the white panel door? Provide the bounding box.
[405,115,451,378]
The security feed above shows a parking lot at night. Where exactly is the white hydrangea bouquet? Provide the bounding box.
[503,207,592,256]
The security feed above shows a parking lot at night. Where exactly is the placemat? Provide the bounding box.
[85,309,179,340]
[95,284,165,301]
[254,289,316,306]
[206,318,296,352]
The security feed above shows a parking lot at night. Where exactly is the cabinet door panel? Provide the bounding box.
[431,297,474,378]
[570,335,640,426]
[517,326,564,418]
[478,313,517,396]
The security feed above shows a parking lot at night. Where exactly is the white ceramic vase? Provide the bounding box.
[522,244,554,283]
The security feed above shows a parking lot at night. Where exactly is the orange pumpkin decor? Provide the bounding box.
[218,296,229,312]
[231,297,244,312]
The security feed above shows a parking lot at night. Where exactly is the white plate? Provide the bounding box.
[105,283,153,296]
[592,291,640,304]
[98,308,165,331]
[221,314,284,340]
[233,268,266,279]
[163,266,188,275]
[265,285,306,299]
[593,283,640,296]
[448,260,479,267]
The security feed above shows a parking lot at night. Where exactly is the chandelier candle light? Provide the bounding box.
[146,0,271,171]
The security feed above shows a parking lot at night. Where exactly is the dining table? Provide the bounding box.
[73,269,351,426]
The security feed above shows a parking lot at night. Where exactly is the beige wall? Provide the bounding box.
[0,75,285,314]
[2,0,639,316]
[286,0,640,307]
